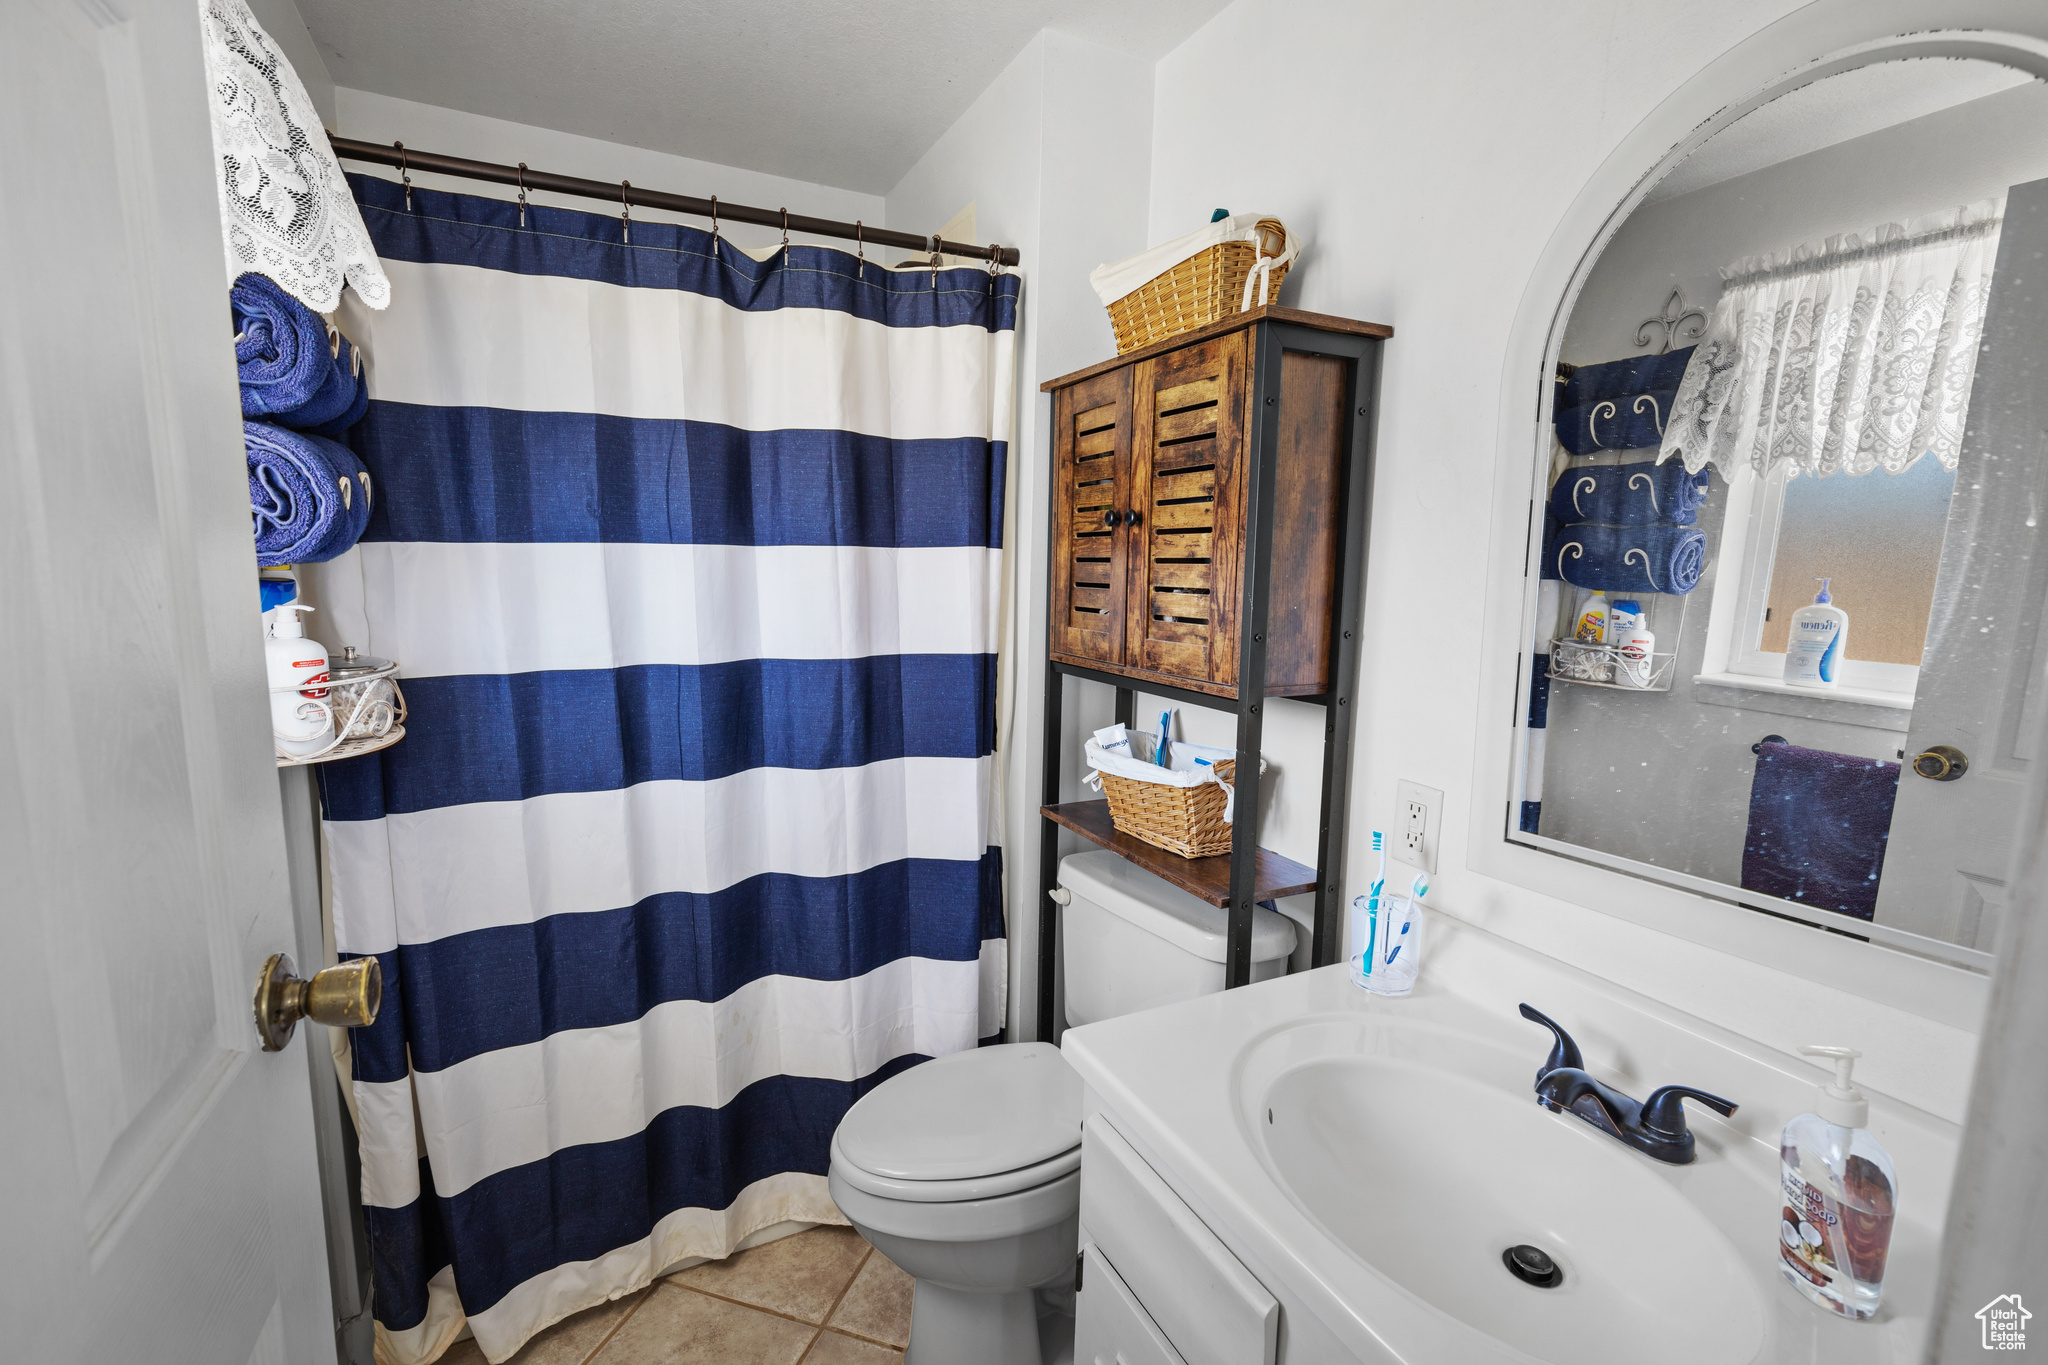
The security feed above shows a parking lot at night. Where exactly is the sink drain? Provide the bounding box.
[1502,1244,1563,1288]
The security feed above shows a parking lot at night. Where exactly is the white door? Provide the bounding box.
[1874,177,2048,954]
[0,1,336,1362]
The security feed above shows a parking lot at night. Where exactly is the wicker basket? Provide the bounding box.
[1105,219,1292,355]
[1098,759,1241,858]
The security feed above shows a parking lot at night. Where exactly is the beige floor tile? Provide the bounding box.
[669,1225,871,1324]
[824,1249,913,1349]
[590,1284,816,1365]
[432,1290,644,1365]
[801,1329,903,1365]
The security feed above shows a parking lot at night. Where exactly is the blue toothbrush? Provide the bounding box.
[1363,831,1385,976]
[1386,872,1426,967]
[1155,708,1172,766]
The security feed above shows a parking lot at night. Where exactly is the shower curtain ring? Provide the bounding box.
[516,162,528,228]
[781,207,790,254]
[930,233,942,290]
[620,181,631,244]
[394,141,411,212]
[709,195,721,259]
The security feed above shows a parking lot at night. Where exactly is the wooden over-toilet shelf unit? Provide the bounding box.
[1037,305,1390,1040]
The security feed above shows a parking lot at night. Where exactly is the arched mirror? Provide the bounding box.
[1511,56,2048,968]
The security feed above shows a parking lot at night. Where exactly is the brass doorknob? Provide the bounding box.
[253,952,381,1052]
[1911,745,1969,782]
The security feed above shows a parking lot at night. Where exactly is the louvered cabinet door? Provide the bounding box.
[1051,369,1135,664]
[1125,331,1248,689]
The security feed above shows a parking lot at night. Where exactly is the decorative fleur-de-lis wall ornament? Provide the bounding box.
[1636,288,1708,354]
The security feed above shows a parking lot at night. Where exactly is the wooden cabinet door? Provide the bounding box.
[1126,331,1248,689]
[1051,368,1135,664]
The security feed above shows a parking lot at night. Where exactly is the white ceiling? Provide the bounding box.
[297,0,1231,194]
[1645,58,2037,204]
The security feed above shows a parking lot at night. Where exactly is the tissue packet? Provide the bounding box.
[1093,724,1134,757]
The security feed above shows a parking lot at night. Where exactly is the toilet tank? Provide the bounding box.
[1059,850,1297,1028]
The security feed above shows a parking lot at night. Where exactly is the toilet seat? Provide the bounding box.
[831,1043,1081,1203]
[831,1132,1080,1202]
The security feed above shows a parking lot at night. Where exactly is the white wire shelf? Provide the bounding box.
[273,657,408,767]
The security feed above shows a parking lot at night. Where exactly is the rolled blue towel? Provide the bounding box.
[247,421,373,566]
[232,274,362,430]
[302,335,369,438]
[1555,390,1680,455]
[1547,459,1709,526]
[1559,347,1695,407]
[1543,520,1706,595]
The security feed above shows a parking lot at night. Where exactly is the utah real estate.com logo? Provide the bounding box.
[1979,1294,2030,1351]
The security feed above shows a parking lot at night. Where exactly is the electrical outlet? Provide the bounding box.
[1392,780,1442,873]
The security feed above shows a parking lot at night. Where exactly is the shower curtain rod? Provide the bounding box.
[329,135,1021,267]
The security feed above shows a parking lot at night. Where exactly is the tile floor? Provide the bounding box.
[440,1225,913,1365]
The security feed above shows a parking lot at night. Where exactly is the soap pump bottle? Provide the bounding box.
[266,602,334,757]
[1783,578,1849,688]
[1778,1046,1896,1320]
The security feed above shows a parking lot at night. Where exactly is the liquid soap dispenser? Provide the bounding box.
[266,602,334,757]
[1783,578,1849,688]
[1779,1046,1896,1320]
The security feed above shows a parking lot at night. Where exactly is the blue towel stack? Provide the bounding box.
[1543,350,1711,596]
[233,273,374,565]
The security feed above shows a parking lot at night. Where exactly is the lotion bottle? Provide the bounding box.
[267,602,334,757]
[1783,578,1849,688]
[1779,1046,1896,1321]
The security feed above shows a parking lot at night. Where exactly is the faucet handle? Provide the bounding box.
[1640,1085,1739,1137]
[1518,1003,1585,1087]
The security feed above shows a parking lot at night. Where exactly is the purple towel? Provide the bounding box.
[1742,741,1899,921]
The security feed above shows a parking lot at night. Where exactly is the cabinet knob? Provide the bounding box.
[1125,509,1141,529]
[1103,510,1118,528]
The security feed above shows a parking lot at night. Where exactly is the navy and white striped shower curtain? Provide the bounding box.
[310,175,1015,1364]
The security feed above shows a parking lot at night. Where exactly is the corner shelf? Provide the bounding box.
[1041,801,1319,906]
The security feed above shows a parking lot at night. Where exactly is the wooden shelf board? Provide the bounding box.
[1041,800,1319,907]
[1040,305,1393,392]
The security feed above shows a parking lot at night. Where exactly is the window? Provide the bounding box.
[1714,456,1957,698]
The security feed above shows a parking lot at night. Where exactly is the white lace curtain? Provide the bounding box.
[1657,199,2002,480]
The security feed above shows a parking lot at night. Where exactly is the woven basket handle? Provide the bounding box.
[1240,218,1292,312]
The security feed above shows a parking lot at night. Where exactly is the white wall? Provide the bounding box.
[1130,0,2024,1122]
[887,31,1156,1040]
[332,88,886,252]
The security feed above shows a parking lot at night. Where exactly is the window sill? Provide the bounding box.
[1691,670,1913,733]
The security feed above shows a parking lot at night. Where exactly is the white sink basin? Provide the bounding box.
[1244,1020,1766,1365]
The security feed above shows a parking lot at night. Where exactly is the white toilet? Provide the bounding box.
[828,850,1296,1364]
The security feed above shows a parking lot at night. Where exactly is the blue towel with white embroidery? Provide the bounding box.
[1542,519,1706,594]
[232,273,368,434]
[1547,459,1710,526]
[246,421,372,565]
[1554,347,1695,455]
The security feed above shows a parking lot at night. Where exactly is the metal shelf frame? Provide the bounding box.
[1035,321,1385,1039]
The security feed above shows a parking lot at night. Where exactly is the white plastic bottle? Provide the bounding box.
[1779,1046,1896,1320]
[267,602,334,757]
[1783,578,1849,688]
[1614,617,1657,688]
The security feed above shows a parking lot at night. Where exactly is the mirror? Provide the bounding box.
[1513,57,2048,964]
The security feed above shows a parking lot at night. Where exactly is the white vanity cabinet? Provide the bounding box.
[1074,1116,1280,1365]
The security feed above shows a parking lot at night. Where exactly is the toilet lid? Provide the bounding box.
[834,1042,1081,1183]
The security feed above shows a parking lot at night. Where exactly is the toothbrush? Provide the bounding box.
[1386,871,1427,967]
[1155,708,1172,767]
[1364,831,1386,976]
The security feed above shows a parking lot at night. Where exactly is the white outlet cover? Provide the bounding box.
[1392,779,1442,874]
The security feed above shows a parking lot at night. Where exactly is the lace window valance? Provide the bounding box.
[1657,199,2001,480]
[198,0,389,313]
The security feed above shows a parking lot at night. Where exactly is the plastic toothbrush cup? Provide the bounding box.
[1361,895,1420,997]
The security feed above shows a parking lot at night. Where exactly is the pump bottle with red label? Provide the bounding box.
[266,602,334,756]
